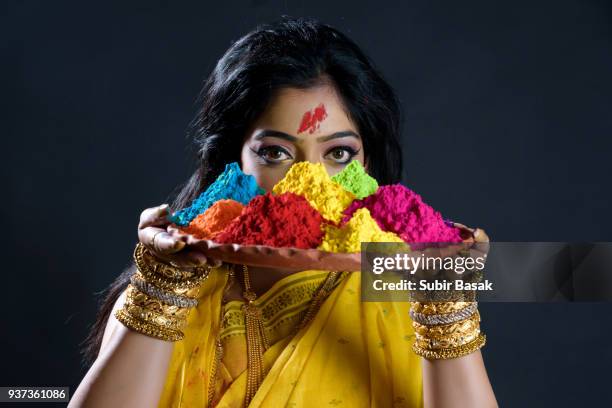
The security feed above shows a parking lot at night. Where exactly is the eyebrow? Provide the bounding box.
[253,129,360,143]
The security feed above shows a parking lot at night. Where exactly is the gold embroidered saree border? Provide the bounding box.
[220,271,329,343]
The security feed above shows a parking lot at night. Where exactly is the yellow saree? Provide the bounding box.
[158,265,423,407]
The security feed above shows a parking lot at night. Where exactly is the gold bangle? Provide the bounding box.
[114,308,184,342]
[126,284,191,319]
[136,241,206,279]
[133,270,202,299]
[134,243,210,290]
[130,273,199,308]
[113,242,212,343]
[415,328,481,350]
[413,310,481,338]
[413,333,486,360]
[412,301,473,315]
[115,284,193,341]
[138,243,196,280]
[124,303,187,330]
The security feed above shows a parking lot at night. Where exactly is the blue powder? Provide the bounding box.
[168,162,264,226]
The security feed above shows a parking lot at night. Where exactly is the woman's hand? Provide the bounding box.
[137,203,222,268]
[418,224,498,408]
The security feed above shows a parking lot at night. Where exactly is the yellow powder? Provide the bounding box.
[272,161,355,224]
[318,208,404,253]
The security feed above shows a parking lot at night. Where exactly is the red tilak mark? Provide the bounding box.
[297,103,328,134]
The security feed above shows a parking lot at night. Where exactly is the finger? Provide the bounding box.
[183,249,221,268]
[140,227,185,254]
[155,251,207,269]
[154,231,186,254]
[186,250,209,266]
[139,204,170,229]
[186,234,205,245]
[138,205,170,230]
[471,229,490,260]
[167,225,190,242]
[452,221,475,235]
[473,228,490,243]
[207,257,223,268]
[154,249,210,268]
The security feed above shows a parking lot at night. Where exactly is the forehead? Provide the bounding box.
[252,85,356,135]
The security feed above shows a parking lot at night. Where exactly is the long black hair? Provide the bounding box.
[81,16,404,365]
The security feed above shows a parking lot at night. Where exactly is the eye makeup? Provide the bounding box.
[324,145,361,164]
[247,128,362,167]
[249,144,294,165]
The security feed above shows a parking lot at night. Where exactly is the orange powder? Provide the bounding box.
[180,199,244,240]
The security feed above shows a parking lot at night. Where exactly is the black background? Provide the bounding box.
[2,1,611,406]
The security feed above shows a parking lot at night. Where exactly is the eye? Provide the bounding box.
[253,145,293,163]
[325,146,359,164]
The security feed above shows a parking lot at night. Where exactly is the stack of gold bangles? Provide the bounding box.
[410,301,486,360]
[114,242,212,341]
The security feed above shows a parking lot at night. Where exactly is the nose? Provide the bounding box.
[304,155,323,165]
[294,149,323,166]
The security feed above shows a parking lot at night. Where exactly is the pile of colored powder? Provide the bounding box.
[331,159,378,199]
[342,184,462,243]
[318,208,404,253]
[169,162,264,226]
[214,192,324,249]
[272,161,355,224]
[179,199,244,240]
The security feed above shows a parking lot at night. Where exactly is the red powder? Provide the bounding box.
[342,184,462,244]
[180,199,244,240]
[297,103,328,134]
[214,192,325,248]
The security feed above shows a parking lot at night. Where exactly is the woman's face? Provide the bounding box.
[240,84,366,192]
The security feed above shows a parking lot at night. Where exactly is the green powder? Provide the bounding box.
[331,160,378,199]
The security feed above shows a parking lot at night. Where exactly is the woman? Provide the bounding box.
[70,17,497,407]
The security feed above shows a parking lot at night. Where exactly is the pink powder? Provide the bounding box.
[341,184,462,243]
